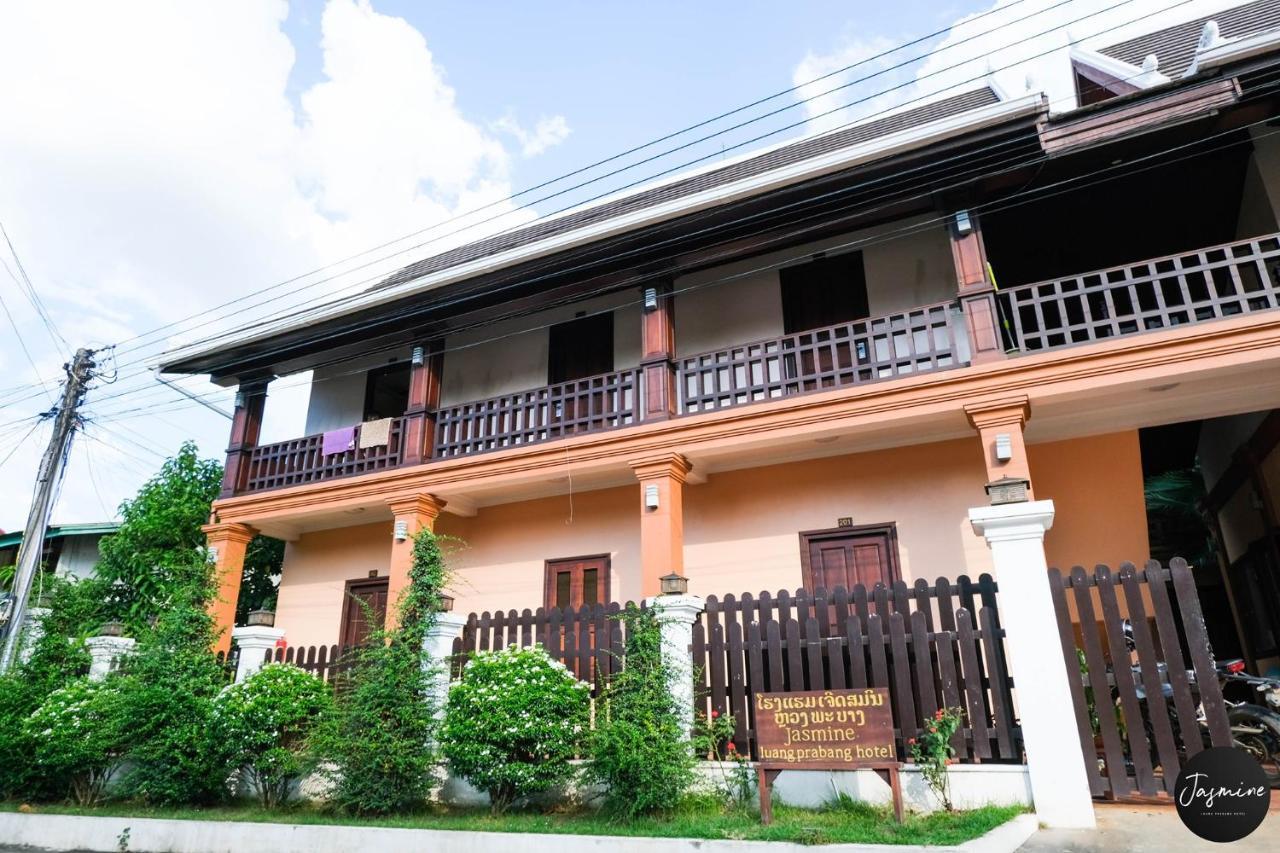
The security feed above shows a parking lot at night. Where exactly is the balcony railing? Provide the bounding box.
[244,417,407,492]
[676,300,963,414]
[434,367,640,458]
[998,233,1280,353]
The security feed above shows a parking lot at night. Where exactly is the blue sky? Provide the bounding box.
[0,0,1245,530]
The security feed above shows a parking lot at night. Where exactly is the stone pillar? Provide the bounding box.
[644,593,704,739]
[969,500,1096,828]
[202,521,257,655]
[639,281,677,421]
[18,607,50,665]
[948,210,1006,364]
[964,396,1033,495]
[221,379,269,497]
[402,340,444,466]
[231,625,286,683]
[86,636,135,681]
[630,453,691,598]
[384,494,447,633]
[422,611,468,719]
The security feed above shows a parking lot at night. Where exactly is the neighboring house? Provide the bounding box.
[0,522,118,583]
[160,0,1280,657]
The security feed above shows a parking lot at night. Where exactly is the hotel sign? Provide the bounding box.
[754,687,895,765]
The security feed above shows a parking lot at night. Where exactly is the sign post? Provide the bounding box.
[753,687,903,824]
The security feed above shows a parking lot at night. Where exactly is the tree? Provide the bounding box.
[236,536,283,623]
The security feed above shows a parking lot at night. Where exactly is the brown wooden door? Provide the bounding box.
[544,555,610,610]
[800,525,899,591]
[339,577,389,647]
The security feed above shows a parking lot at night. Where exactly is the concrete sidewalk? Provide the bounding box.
[1018,803,1280,852]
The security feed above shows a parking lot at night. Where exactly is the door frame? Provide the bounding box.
[543,553,612,610]
[338,575,390,647]
[797,522,901,590]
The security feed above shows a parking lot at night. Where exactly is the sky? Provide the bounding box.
[0,0,1249,532]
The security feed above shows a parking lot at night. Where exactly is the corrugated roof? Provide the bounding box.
[374,87,999,291]
[1100,0,1280,78]
[0,522,119,550]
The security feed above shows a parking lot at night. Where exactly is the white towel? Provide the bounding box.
[358,417,393,449]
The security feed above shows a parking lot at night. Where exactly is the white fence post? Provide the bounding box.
[231,626,285,683]
[17,607,50,665]
[644,593,704,739]
[85,636,135,681]
[423,612,468,718]
[969,499,1096,829]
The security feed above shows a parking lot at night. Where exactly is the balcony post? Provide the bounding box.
[948,210,1006,364]
[403,340,444,466]
[639,281,677,420]
[384,493,447,633]
[629,452,690,599]
[964,396,1034,497]
[220,379,268,497]
[202,521,258,655]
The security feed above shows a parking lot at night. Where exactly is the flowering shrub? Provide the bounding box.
[692,708,752,804]
[441,644,590,813]
[214,664,332,807]
[24,678,129,805]
[909,707,963,811]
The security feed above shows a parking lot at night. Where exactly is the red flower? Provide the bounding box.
[906,738,916,745]
[727,743,737,752]
[935,709,945,720]
[711,710,719,719]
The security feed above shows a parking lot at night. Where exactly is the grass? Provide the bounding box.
[2,796,1025,846]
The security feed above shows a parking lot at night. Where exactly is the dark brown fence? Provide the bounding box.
[451,601,642,695]
[243,418,407,493]
[1049,559,1232,801]
[677,301,963,414]
[693,577,1020,763]
[214,648,239,683]
[264,643,362,685]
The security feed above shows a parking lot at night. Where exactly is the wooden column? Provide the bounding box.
[630,452,691,598]
[964,396,1033,498]
[639,282,677,421]
[402,340,444,466]
[384,493,447,632]
[948,210,1006,364]
[220,380,268,497]
[203,521,257,654]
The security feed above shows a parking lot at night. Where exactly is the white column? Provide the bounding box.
[644,593,704,739]
[422,611,468,718]
[231,625,285,683]
[85,636,135,681]
[18,607,50,664]
[969,500,1096,829]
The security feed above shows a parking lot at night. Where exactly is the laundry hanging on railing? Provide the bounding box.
[358,417,393,449]
[321,426,356,456]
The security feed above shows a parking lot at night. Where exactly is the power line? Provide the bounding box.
[0,222,69,357]
[0,287,55,405]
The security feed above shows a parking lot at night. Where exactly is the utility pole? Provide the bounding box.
[0,347,95,672]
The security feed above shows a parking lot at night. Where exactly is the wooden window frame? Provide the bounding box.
[362,361,412,422]
[337,575,389,647]
[547,313,615,385]
[543,554,612,611]
[797,522,901,591]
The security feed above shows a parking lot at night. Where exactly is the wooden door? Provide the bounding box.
[544,555,610,610]
[799,525,899,591]
[339,577,389,647]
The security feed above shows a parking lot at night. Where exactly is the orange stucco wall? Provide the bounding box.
[272,431,1150,647]
[1028,430,1151,571]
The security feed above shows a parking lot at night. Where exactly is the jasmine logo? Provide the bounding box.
[1174,747,1270,842]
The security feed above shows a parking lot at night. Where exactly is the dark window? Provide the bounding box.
[363,362,410,420]
[780,252,869,334]
[544,555,610,610]
[548,313,613,384]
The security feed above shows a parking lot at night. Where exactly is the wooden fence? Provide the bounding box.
[1049,558,1232,800]
[451,601,642,695]
[264,643,362,685]
[694,577,1020,763]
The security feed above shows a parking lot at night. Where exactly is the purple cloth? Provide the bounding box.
[321,426,356,456]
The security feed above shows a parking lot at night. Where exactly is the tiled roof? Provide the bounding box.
[1100,0,1280,78]
[374,87,999,290]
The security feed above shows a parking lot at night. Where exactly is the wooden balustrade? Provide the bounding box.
[999,233,1280,352]
[676,301,964,415]
[434,367,640,459]
[243,417,406,493]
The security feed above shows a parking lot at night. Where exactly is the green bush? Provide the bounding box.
[214,663,332,807]
[315,529,449,815]
[25,678,129,805]
[588,606,695,817]
[441,644,590,813]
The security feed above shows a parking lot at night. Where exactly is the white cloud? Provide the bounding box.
[0,0,553,530]
[494,113,573,158]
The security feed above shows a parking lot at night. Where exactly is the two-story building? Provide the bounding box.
[160,0,1280,659]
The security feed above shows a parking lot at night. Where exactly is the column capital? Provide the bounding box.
[231,625,286,649]
[629,452,692,483]
[201,521,257,546]
[643,594,705,623]
[969,499,1056,544]
[964,396,1031,431]
[425,610,468,641]
[385,492,447,519]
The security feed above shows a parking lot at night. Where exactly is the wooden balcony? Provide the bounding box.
[228,233,1280,496]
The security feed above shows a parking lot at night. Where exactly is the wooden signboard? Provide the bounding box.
[753,688,902,823]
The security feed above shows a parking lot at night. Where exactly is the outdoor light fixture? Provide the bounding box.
[97,620,126,638]
[644,286,658,311]
[436,593,455,612]
[393,519,410,541]
[954,209,973,235]
[994,433,1013,462]
[644,484,660,510]
[985,476,1030,506]
[206,546,219,564]
[659,573,688,596]
[411,345,424,366]
[247,610,276,628]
